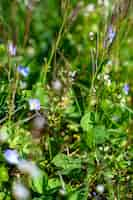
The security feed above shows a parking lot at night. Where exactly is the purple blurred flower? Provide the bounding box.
[92,192,97,196]
[8,42,16,56]
[104,25,116,47]
[123,84,129,95]
[4,149,19,165]
[108,26,116,44]
[29,99,40,111]
[17,66,29,77]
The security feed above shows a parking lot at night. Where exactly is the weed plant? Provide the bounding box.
[0,0,132,199]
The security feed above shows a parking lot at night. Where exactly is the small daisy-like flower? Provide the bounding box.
[12,182,30,200]
[29,99,40,111]
[4,149,19,165]
[17,66,29,77]
[8,42,16,56]
[123,84,129,95]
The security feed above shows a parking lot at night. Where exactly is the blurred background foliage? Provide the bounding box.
[0,0,132,199]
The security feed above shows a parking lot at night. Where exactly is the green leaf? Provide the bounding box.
[80,112,93,132]
[83,125,108,148]
[0,192,5,200]
[85,127,95,149]
[52,153,82,174]
[47,178,61,190]
[81,112,108,147]
[34,84,49,107]
[68,191,79,200]
[31,171,48,194]
[0,166,9,183]
[94,126,107,144]
[64,105,80,118]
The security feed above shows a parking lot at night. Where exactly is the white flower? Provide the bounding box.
[103,74,110,81]
[89,32,95,40]
[52,79,62,92]
[84,4,95,17]
[0,127,8,143]
[8,42,16,56]
[12,182,30,200]
[18,160,41,178]
[96,184,104,193]
[20,81,27,89]
[98,0,109,7]
[4,149,19,165]
[107,79,111,86]
[121,98,126,104]
[59,188,67,196]
[85,4,95,12]
[29,99,40,111]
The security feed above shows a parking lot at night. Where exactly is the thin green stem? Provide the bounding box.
[42,0,69,85]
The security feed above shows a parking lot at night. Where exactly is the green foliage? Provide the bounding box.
[81,112,108,148]
[0,166,9,185]
[0,0,132,199]
[31,171,48,194]
[52,153,82,175]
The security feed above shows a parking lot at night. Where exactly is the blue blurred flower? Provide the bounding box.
[4,149,19,165]
[17,65,29,77]
[123,84,129,95]
[29,99,40,111]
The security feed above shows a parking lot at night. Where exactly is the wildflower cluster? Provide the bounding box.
[4,149,41,199]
